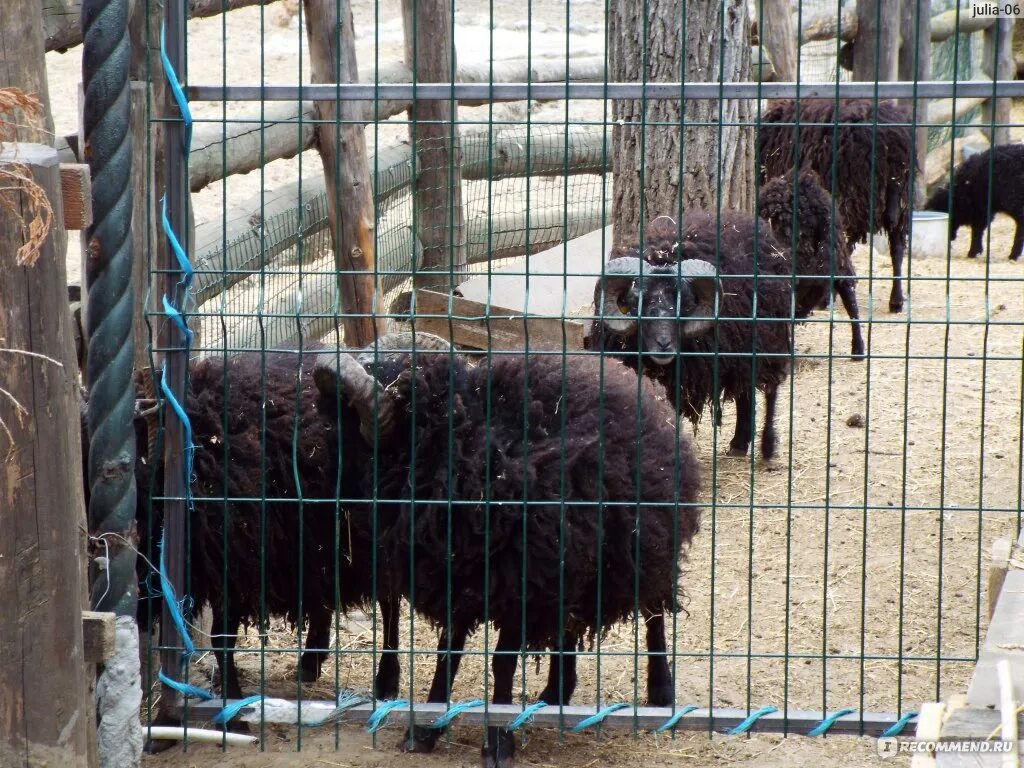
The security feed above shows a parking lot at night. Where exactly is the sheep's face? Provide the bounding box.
[631,272,693,366]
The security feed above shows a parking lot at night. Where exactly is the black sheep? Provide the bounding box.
[80,349,401,705]
[924,143,1024,260]
[759,98,914,313]
[589,210,794,461]
[759,169,865,359]
[312,344,702,768]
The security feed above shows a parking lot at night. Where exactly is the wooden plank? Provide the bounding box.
[799,5,996,46]
[923,132,990,193]
[58,163,91,230]
[990,537,1013,621]
[968,570,1024,708]
[412,289,586,352]
[303,0,385,347]
[0,142,89,767]
[82,611,116,663]
[911,701,946,768]
[402,0,467,293]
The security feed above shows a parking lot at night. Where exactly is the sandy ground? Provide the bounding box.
[44,2,1024,767]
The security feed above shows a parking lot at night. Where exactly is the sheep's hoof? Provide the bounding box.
[850,349,866,362]
[647,685,674,708]
[481,727,515,768]
[298,654,324,683]
[888,298,904,313]
[1010,253,1022,261]
[726,445,749,458]
[401,726,439,754]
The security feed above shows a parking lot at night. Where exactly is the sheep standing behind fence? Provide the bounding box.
[312,342,703,767]
[588,210,794,461]
[759,98,914,314]
[759,168,866,359]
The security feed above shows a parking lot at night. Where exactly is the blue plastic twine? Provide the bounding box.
[571,703,630,733]
[366,700,408,734]
[158,670,213,701]
[654,705,699,733]
[881,711,918,738]
[807,707,857,737]
[507,701,548,732]
[156,536,195,658]
[727,706,778,735]
[159,23,193,149]
[213,695,264,725]
[430,699,484,729]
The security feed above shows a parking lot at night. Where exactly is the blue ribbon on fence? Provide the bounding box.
[213,695,264,725]
[654,705,699,733]
[881,711,918,737]
[158,670,213,701]
[807,707,857,737]
[366,700,409,734]
[507,701,548,731]
[571,702,631,733]
[430,699,485,729]
[727,706,778,735]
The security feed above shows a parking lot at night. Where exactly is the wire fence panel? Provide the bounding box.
[125,0,1024,761]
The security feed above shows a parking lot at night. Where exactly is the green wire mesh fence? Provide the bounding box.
[126,0,1024,758]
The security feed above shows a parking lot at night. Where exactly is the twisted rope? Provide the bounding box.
[81,0,137,617]
[881,711,918,737]
[571,703,631,732]
[807,707,857,736]
[366,700,409,733]
[654,705,699,733]
[727,706,778,735]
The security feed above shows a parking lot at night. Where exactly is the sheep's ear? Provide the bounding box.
[596,255,644,334]
[676,259,722,338]
[313,352,387,441]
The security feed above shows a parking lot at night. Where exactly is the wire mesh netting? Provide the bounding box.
[113,0,1024,760]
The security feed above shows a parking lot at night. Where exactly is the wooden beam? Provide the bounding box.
[402,0,467,293]
[922,132,990,193]
[303,0,385,347]
[0,142,89,768]
[59,163,91,230]
[82,611,116,663]
[800,5,997,46]
[910,701,946,768]
[412,289,586,351]
[44,0,286,53]
[981,18,1015,146]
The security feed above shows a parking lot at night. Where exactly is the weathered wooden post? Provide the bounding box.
[303,0,385,347]
[853,0,901,83]
[981,17,1015,147]
[0,142,91,768]
[757,0,796,82]
[402,0,467,292]
[899,0,931,209]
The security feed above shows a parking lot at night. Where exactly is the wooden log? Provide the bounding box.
[0,142,89,768]
[186,54,607,191]
[922,131,990,192]
[928,91,990,128]
[44,0,286,53]
[799,5,997,46]
[853,0,899,83]
[82,611,116,663]
[758,0,796,81]
[402,0,467,292]
[303,0,384,347]
[411,289,586,351]
[59,163,91,230]
[129,82,154,373]
[982,18,1015,147]
[899,0,931,209]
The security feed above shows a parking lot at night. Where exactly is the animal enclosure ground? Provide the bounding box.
[43,1,1024,765]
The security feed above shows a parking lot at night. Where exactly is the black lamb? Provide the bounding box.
[80,348,401,708]
[312,342,702,768]
[759,168,865,359]
[924,143,1024,260]
[588,210,794,461]
[759,98,914,313]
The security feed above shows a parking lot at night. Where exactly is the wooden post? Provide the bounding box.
[0,142,90,768]
[303,0,385,347]
[982,17,1015,147]
[402,0,467,292]
[899,0,931,209]
[853,0,901,83]
[757,0,795,82]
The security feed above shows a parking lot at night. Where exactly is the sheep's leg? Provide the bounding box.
[299,607,331,683]
[1009,213,1024,260]
[727,391,753,457]
[644,611,673,707]
[968,225,985,259]
[835,279,865,360]
[373,596,401,700]
[537,633,580,706]
[401,621,471,754]
[482,627,520,768]
[760,385,779,461]
[888,231,906,313]
[211,606,245,700]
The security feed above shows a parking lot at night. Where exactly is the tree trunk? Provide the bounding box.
[757,0,796,81]
[611,0,753,249]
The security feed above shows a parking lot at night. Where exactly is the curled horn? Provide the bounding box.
[356,331,452,363]
[675,259,723,338]
[313,352,390,442]
[595,255,645,334]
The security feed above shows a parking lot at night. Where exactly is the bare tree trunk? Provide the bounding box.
[611,0,753,249]
[756,0,796,81]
